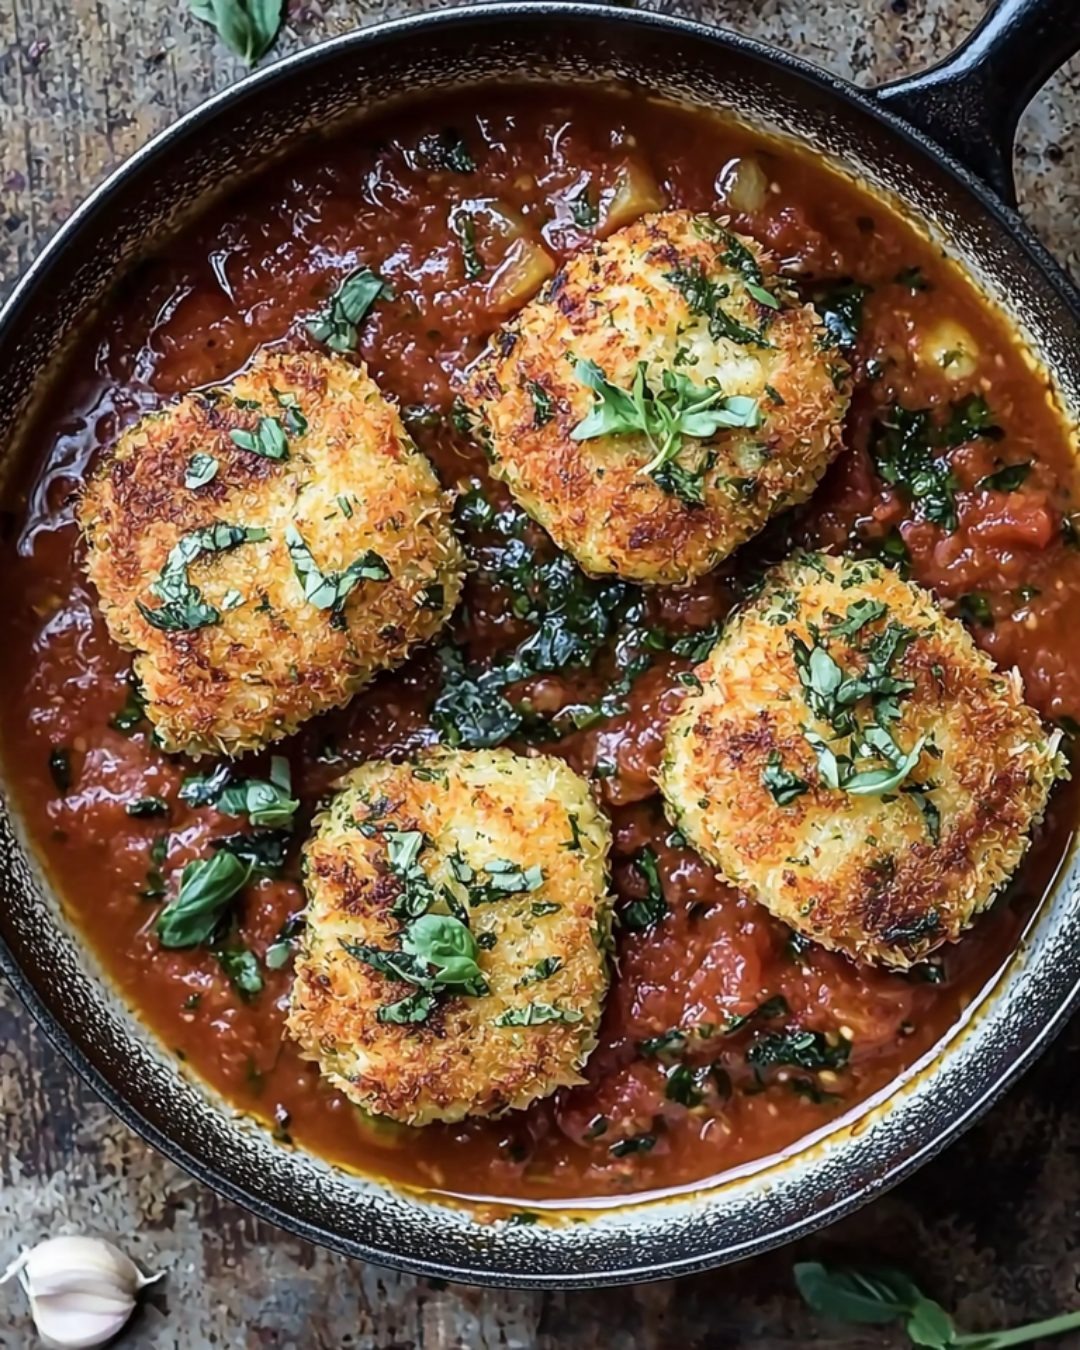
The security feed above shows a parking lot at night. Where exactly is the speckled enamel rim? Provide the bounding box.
[1,2,1080,1289]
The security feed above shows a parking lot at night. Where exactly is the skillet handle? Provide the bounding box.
[873,0,1080,207]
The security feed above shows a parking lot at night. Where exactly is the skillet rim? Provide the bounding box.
[2,0,1080,1287]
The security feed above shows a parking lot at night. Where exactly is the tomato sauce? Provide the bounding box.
[3,88,1078,1210]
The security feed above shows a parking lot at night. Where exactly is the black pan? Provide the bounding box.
[1,0,1079,1289]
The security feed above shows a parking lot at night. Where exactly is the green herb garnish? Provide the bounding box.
[494,1002,585,1027]
[185,452,219,489]
[306,265,391,353]
[285,525,390,628]
[230,416,288,460]
[620,846,667,932]
[215,944,264,998]
[186,0,283,65]
[415,128,475,174]
[156,850,253,948]
[762,751,809,806]
[795,1261,1080,1349]
[137,523,267,632]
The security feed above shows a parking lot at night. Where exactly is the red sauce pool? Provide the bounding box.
[3,87,1078,1210]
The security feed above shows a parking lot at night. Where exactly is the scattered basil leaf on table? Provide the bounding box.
[795,1262,1080,1349]
[186,0,284,66]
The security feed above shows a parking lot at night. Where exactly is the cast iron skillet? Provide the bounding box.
[1,0,1080,1290]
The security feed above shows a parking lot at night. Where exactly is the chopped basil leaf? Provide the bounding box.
[271,387,308,436]
[666,256,774,348]
[528,380,555,428]
[306,265,391,353]
[137,523,267,632]
[957,592,994,628]
[185,452,219,489]
[215,944,264,998]
[620,846,667,931]
[230,415,288,460]
[180,757,298,830]
[609,1133,655,1157]
[812,279,871,350]
[518,956,563,987]
[285,524,390,627]
[493,1002,584,1027]
[746,1028,850,1072]
[976,460,1032,493]
[567,182,599,228]
[126,796,169,819]
[110,674,147,734]
[48,747,71,794]
[894,264,929,292]
[415,128,476,174]
[157,850,253,948]
[761,751,809,806]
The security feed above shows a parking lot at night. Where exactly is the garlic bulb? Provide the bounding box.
[0,1235,162,1349]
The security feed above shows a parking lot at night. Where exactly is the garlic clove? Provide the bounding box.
[1,1235,163,1350]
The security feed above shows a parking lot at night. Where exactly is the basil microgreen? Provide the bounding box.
[285,525,390,628]
[976,460,1032,492]
[137,523,267,632]
[571,358,761,506]
[306,265,391,353]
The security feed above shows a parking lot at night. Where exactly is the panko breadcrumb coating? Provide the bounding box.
[287,748,613,1125]
[659,553,1063,967]
[78,350,463,757]
[461,210,850,584]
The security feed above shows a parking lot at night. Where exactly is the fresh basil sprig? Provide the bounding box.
[795,1262,1080,1349]
[572,359,761,506]
[285,525,390,629]
[157,850,253,949]
[306,266,391,353]
[187,0,284,66]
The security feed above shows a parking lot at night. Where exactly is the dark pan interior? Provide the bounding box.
[2,3,1080,1287]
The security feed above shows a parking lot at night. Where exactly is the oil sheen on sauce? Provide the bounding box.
[2,88,1078,1209]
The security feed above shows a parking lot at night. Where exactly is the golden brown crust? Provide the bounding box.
[659,553,1063,967]
[78,350,464,757]
[286,748,613,1125]
[460,211,850,584]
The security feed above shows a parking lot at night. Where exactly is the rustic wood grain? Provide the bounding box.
[1,1,1079,1346]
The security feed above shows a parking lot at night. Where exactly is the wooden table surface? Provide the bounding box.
[1,1,1079,1345]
